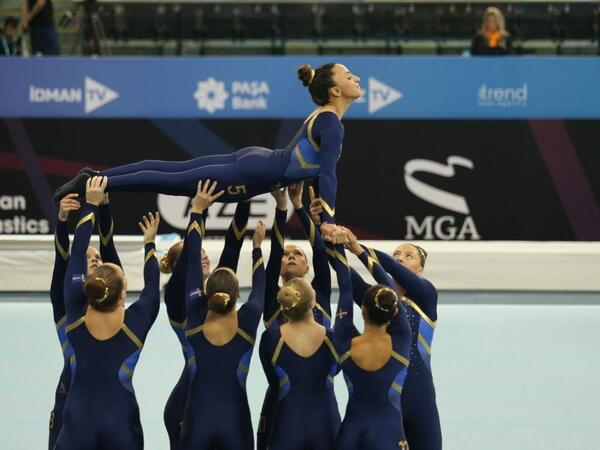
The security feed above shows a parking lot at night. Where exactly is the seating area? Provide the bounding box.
[2,1,599,55]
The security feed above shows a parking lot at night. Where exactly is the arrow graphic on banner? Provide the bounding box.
[85,77,119,114]
[368,77,402,114]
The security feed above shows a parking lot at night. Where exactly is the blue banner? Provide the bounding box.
[1,56,599,119]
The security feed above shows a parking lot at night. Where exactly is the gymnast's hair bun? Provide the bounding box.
[298,64,314,87]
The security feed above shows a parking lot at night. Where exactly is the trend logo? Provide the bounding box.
[85,77,119,114]
[368,77,402,114]
[194,77,229,114]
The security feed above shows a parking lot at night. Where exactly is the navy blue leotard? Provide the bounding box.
[163,203,250,450]
[259,319,340,449]
[256,204,333,449]
[55,203,160,450]
[99,112,343,223]
[332,245,412,450]
[180,212,265,450]
[357,248,442,450]
[48,203,120,450]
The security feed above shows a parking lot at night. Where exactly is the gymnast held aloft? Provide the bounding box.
[54,62,361,239]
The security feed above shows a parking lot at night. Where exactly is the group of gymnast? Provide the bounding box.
[49,62,442,450]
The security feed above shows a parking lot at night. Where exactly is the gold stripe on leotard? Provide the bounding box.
[391,382,403,394]
[306,115,320,152]
[418,334,432,355]
[76,212,95,229]
[121,324,143,349]
[55,235,69,260]
[271,337,285,365]
[237,328,256,346]
[273,221,284,249]
[185,324,204,337]
[169,319,186,329]
[187,356,196,366]
[61,340,69,354]
[144,249,156,264]
[232,221,247,241]
[187,220,204,237]
[65,316,85,333]
[120,364,133,378]
[401,297,437,328]
[279,375,289,387]
[315,303,332,323]
[323,335,339,362]
[366,247,379,263]
[320,199,335,218]
[99,221,114,247]
[264,308,282,329]
[253,257,264,275]
[55,315,67,330]
[339,351,351,364]
[294,144,320,170]
[391,351,410,367]
[238,362,250,375]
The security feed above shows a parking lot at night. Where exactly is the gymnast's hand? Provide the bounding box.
[320,223,348,245]
[271,188,288,211]
[252,220,266,249]
[308,186,322,226]
[340,226,362,255]
[287,182,304,209]
[58,193,81,222]
[139,212,160,244]
[85,176,108,206]
[100,192,110,206]
[191,179,225,214]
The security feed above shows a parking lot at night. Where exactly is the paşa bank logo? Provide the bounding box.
[29,77,119,114]
[194,77,270,114]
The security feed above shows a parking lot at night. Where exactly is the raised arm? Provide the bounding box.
[312,112,344,225]
[238,222,266,332]
[342,227,395,291]
[289,182,332,325]
[125,212,161,334]
[363,246,437,310]
[98,194,122,268]
[64,178,106,320]
[185,180,224,328]
[217,201,250,271]
[331,244,356,340]
[263,191,287,326]
[163,238,188,325]
[51,194,80,323]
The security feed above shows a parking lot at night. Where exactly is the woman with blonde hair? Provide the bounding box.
[471,6,513,55]
[259,274,341,449]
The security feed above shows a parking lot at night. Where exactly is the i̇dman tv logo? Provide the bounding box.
[29,77,119,114]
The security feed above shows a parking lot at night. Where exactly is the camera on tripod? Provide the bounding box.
[59,0,109,55]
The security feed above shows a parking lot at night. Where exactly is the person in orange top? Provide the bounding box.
[471,6,513,55]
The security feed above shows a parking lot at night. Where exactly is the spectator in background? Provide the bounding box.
[1,17,22,56]
[471,6,512,55]
[21,0,60,55]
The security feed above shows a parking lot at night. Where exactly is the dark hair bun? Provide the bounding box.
[298,64,314,87]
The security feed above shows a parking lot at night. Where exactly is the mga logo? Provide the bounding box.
[403,156,481,240]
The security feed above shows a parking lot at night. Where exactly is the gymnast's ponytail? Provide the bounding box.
[84,264,125,312]
[277,278,314,322]
[362,284,398,326]
[206,267,239,315]
[160,240,183,274]
[298,62,337,106]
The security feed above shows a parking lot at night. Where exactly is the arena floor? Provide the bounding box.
[2,293,599,450]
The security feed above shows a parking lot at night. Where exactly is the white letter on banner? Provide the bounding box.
[405,216,434,240]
